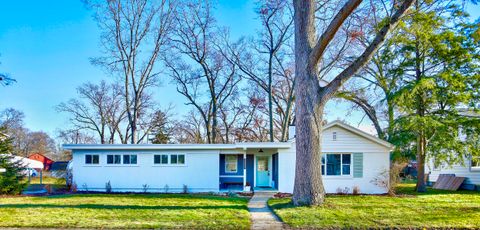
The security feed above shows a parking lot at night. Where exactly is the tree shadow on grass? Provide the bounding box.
[40,193,248,203]
[0,203,247,210]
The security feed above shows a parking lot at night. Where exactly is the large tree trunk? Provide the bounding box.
[292,0,415,205]
[292,0,326,205]
[293,80,326,205]
[416,132,427,192]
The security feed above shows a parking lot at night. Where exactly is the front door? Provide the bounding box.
[256,156,270,187]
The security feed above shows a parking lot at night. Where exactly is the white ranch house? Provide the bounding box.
[64,121,394,194]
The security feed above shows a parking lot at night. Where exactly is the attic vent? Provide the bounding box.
[333,132,337,141]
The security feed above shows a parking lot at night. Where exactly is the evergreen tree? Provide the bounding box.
[0,128,27,195]
[393,1,480,192]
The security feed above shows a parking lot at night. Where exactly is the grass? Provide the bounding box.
[269,183,480,229]
[0,194,250,229]
[24,176,67,193]
[27,176,64,185]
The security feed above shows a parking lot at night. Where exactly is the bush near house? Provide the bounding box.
[269,183,480,229]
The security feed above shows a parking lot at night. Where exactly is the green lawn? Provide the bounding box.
[269,184,480,229]
[0,194,250,229]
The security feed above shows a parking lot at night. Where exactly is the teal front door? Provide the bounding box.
[256,156,270,187]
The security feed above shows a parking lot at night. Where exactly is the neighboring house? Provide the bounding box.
[28,153,54,171]
[426,109,480,190]
[63,121,393,194]
[50,161,69,178]
[1,154,44,176]
[427,157,479,190]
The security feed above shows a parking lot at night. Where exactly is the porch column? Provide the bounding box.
[243,153,247,190]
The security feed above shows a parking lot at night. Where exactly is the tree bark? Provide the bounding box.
[292,0,415,205]
[292,0,326,205]
[416,131,427,192]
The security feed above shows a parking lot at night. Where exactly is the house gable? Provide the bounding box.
[321,121,393,153]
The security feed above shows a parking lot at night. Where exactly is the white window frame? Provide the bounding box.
[85,154,99,165]
[225,155,238,173]
[321,153,352,177]
[333,132,337,141]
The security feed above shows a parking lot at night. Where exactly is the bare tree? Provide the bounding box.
[166,0,241,144]
[56,128,97,144]
[0,108,57,157]
[292,0,415,205]
[0,108,29,155]
[170,110,206,144]
[0,57,15,87]
[86,0,176,144]
[0,74,15,86]
[57,81,124,144]
[223,0,294,142]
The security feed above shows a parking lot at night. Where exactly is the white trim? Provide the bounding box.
[323,121,394,149]
[321,153,353,178]
[219,175,244,178]
[243,153,247,189]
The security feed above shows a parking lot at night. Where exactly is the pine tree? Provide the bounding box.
[0,128,27,195]
[393,1,480,192]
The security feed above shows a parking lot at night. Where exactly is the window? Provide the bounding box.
[321,153,351,176]
[472,155,480,171]
[154,154,185,165]
[107,155,121,164]
[225,155,238,173]
[154,154,169,164]
[171,154,185,165]
[85,154,99,165]
[123,154,137,164]
[333,132,337,141]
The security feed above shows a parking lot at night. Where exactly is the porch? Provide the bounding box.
[219,148,279,192]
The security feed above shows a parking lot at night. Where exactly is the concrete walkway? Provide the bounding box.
[248,192,287,230]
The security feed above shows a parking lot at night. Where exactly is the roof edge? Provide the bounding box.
[62,142,293,150]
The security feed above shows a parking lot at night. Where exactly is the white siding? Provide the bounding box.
[322,126,390,153]
[427,158,480,185]
[72,150,219,192]
[277,126,390,194]
[278,147,296,193]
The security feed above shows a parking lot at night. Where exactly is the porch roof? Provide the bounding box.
[62,142,293,151]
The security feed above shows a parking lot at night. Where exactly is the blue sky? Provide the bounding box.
[0,1,479,139]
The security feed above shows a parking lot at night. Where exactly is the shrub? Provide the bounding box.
[82,183,88,192]
[70,183,78,193]
[0,133,27,195]
[105,181,112,193]
[352,186,360,195]
[371,158,408,195]
[336,187,350,194]
[142,184,149,193]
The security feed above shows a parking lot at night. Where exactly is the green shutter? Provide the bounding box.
[353,153,363,178]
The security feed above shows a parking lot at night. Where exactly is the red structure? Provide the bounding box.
[28,153,54,171]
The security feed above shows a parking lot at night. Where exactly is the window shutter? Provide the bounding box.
[353,153,363,178]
